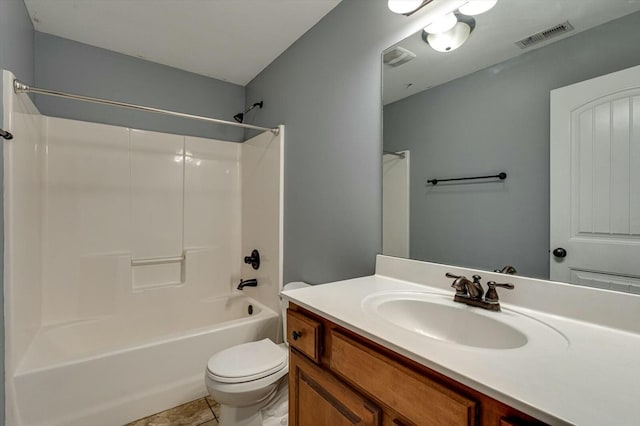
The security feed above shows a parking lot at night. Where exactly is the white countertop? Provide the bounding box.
[281,261,640,426]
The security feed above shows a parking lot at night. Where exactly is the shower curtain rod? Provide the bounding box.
[13,79,279,135]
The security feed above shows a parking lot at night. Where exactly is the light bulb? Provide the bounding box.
[458,0,498,16]
[388,0,423,15]
[427,22,471,53]
[424,13,457,35]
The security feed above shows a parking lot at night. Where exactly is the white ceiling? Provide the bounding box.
[384,0,640,105]
[24,0,342,86]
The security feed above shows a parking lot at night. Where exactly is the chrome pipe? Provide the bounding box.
[13,79,279,135]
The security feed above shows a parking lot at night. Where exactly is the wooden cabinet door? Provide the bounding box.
[330,331,477,426]
[289,349,381,426]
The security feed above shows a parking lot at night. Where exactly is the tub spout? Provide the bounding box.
[237,278,258,290]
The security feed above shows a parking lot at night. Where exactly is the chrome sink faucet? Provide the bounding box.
[446,273,514,312]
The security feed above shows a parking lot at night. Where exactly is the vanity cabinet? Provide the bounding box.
[287,304,546,426]
[290,349,381,425]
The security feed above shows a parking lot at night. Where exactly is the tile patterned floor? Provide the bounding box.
[125,397,220,426]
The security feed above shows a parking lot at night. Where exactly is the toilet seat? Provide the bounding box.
[207,339,287,384]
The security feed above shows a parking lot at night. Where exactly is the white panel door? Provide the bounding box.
[550,65,640,293]
[383,151,410,258]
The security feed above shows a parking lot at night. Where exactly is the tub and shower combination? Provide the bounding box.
[3,70,284,425]
[14,295,279,426]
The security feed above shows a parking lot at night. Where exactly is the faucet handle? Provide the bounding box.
[487,281,514,289]
[446,272,468,296]
[485,281,514,303]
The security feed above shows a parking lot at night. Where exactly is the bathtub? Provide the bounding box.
[11,294,280,426]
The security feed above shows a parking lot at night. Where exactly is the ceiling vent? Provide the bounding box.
[383,46,417,67]
[515,21,574,49]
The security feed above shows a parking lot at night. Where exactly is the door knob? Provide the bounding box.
[552,248,567,258]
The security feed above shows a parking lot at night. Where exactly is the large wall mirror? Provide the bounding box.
[382,0,640,292]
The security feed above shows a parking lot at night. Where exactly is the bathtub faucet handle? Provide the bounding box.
[237,278,258,290]
[244,249,260,270]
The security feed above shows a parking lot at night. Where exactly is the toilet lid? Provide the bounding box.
[207,339,287,384]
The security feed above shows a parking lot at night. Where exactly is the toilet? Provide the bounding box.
[205,282,309,426]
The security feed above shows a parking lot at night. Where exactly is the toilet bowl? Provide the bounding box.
[205,282,309,426]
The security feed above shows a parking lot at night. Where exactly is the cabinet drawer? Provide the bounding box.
[330,331,477,426]
[287,309,322,363]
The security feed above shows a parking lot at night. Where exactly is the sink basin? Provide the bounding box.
[362,291,565,350]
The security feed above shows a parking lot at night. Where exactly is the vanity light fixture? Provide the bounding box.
[423,12,457,35]
[391,0,495,52]
[423,14,475,53]
[458,0,498,16]
[388,0,497,17]
[387,0,433,16]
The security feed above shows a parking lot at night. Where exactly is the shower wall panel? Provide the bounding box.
[184,136,241,300]
[131,130,184,261]
[40,118,242,325]
[43,118,130,322]
[240,126,284,313]
[2,71,44,373]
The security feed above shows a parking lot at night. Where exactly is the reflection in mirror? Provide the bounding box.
[382,0,640,293]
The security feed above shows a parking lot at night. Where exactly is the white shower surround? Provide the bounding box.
[2,70,284,425]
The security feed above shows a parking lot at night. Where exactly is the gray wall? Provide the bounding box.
[0,0,35,122]
[246,0,433,285]
[384,11,640,279]
[0,0,33,81]
[0,0,34,423]
[34,33,246,142]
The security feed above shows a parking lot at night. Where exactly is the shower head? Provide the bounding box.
[233,101,263,123]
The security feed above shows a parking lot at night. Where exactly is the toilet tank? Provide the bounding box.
[281,282,310,344]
